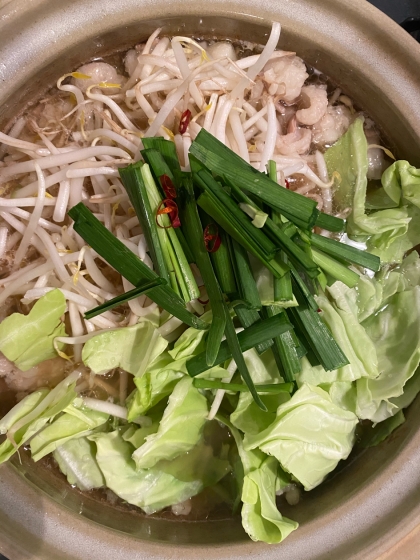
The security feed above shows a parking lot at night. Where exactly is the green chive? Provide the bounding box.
[141,148,175,183]
[222,302,267,411]
[274,271,293,302]
[197,189,288,279]
[141,164,200,301]
[310,232,380,272]
[315,212,345,232]
[289,262,318,311]
[199,211,237,295]
[177,173,226,366]
[234,305,273,354]
[262,306,301,383]
[84,279,165,319]
[190,130,319,228]
[68,203,208,330]
[119,162,170,283]
[193,378,294,393]
[288,281,349,371]
[228,180,319,278]
[230,238,261,310]
[311,247,360,288]
[141,137,182,175]
[195,169,277,259]
[186,314,293,377]
[268,160,277,182]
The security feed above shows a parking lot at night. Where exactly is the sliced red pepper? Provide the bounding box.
[179,109,192,135]
[156,199,181,229]
[203,223,221,253]
[285,179,290,190]
[160,174,177,199]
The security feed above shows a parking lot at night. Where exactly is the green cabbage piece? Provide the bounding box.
[244,384,358,491]
[298,253,420,423]
[389,367,420,412]
[0,372,78,464]
[356,286,420,422]
[82,320,168,376]
[126,363,184,421]
[372,160,420,209]
[122,423,159,449]
[91,430,230,514]
[167,322,207,360]
[132,377,208,469]
[358,410,405,448]
[296,279,379,387]
[366,204,420,264]
[30,402,109,461]
[53,437,105,491]
[126,322,225,421]
[0,289,67,371]
[325,118,411,239]
[355,250,420,322]
[122,402,165,448]
[242,456,298,544]
[219,416,298,543]
[324,119,420,264]
[231,349,291,435]
[315,284,378,381]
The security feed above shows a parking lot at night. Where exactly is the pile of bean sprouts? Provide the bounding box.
[0,22,360,400]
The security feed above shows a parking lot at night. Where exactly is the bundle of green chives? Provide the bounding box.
[119,163,199,302]
[67,128,384,408]
[68,203,208,331]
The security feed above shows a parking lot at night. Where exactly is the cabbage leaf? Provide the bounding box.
[325,118,411,238]
[219,416,298,543]
[168,323,207,360]
[231,349,290,435]
[242,456,298,543]
[82,320,168,376]
[356,286,420,422]
[91,430,230,514]
[315,285,378,381]
[132,377,208,469]
[126,358,184,421]
[244,384,358,491]
[0,289,67,371]
[53,437,105,491]
[30,403,109,461]
[0,372,78,463]
[358,410,405,448]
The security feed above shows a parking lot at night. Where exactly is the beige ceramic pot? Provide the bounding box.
[0,0,420,558]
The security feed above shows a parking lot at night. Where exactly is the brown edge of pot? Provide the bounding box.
[0,0,419,559]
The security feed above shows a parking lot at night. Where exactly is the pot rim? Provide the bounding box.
[0,1,420,559]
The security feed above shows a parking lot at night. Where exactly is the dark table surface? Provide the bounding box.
[0,2,418,560]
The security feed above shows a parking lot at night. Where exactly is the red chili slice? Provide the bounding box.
[156,199,181,229]
[285,179,290,189]
[160,174,177,199]
[203,223,221,253]
[179,109,192,135]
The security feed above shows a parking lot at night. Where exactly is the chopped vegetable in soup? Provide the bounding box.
[1,21,420,545]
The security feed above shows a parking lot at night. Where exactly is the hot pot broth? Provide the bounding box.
[0,22,419,543]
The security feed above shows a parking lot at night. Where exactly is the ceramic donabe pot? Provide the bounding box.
[0,1,420,559]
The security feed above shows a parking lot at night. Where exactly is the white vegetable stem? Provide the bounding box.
[82,397,128,420]
[207,359,238,420]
